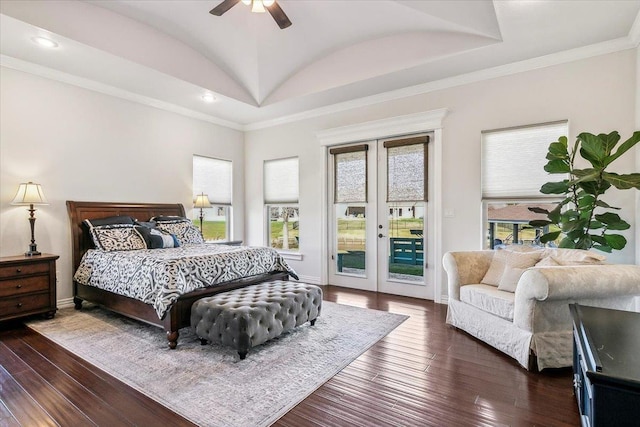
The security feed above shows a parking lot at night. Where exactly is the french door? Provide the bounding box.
[328,134,434,299]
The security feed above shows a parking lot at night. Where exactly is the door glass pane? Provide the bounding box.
[335,204,366,276]
[335,151,367,203]
[387,203,424,282]
[387,144,425,202]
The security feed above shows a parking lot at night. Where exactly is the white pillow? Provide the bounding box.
[535,256,561,267]
[496,251,542,292]
[542,248,606,265]
[481,250,508,286]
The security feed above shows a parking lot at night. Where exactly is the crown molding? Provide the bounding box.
[247,36,636,131]
[0,55,244,131]
[316,109,449,146]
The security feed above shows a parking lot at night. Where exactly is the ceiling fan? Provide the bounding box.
[210,0,292,29]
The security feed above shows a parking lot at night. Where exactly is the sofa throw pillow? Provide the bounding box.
[535,256,560,267]
[497,251,542,292]
[90,224,146,251]
[542,248,606,266]
[480,250,508,286]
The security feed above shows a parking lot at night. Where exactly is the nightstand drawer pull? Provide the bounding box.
[16,268,22,273]
[16,302,23,308]
[16,284,22,289]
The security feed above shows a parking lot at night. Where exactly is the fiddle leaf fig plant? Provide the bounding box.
[528,131,640,252]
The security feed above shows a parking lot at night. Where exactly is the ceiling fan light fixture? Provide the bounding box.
[241,0,251,5]
[263,0,275,6]
[251,0,266,13]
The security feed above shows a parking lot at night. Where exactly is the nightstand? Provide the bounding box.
[0,253,59,321]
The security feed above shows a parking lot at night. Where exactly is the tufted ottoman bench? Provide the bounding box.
[191,281,322,359]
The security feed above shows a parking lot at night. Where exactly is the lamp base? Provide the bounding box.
[25,243,41,257]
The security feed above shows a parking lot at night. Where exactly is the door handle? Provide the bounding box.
[378,233,385,238]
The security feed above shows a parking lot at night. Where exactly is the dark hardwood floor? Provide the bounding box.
[0,286,580,426]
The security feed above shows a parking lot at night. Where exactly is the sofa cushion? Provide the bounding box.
[481,249,542,288]
[541,248,606,266]
[460,284,515,321]
[497,251,542,292]
[480,250,508,286]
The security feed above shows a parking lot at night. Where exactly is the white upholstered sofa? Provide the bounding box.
[443,248,640,370]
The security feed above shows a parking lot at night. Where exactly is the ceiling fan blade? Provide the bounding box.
[267,2,292,29]
[210,0,241,16]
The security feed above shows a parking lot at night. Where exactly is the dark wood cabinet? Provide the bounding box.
[0,254,59,321]
[570,304,640,427]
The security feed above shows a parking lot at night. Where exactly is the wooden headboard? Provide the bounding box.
[66,201,186,274]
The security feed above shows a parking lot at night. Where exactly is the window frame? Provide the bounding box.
[192,155,233,242]
[264,157,300,256]
[480,121,568,249]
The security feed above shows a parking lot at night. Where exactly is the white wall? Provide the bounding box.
[245,49,638,293]
[0,67,245,303]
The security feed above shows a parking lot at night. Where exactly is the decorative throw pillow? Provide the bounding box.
[135,225,179,249]
[481,250,509,286]
[535,256,561,267]
[89,224,146,251]
[154,219,204,245]
[83,215,135,228]
[497,251,542,292]
[542,248,606,266]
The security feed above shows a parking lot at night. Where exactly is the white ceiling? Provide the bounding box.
[1,0,639,129]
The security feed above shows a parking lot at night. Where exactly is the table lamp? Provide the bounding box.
[11,182,49,256]
[194,193,212,233]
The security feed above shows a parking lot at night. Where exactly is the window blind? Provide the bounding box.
[264,157,299,204]
[330,144,368,203]
[481,121,568,199]
[193,156,232,205]
[385,136,427,202]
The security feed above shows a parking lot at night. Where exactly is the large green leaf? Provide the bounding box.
[540,181,569,194]
[598,131,621,155]
[595,199,619,210]
[544,159,570,173]
[577,194,595,208]
[604,131,640,166]
[591,235,608,245]
[548,204,563,223]
[595,212,630,230]
[578,132,607,166]
[592,244,612,253]
[528,206,550,214]
[547,141,568,159]
[529,220,552,227]
[559,237,576,248]
[575,235,592,249]
[540,230,561,243]
[602,172,640,190]
[604,233,627,250]
[578,180,610,196]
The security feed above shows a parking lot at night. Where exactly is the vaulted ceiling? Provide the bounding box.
[1,1,639,128]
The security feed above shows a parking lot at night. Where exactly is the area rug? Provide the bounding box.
[27,301,407,427]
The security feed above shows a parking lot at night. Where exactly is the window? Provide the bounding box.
[481,121,568,249]
[264,157,299,251]
[193,155,232,241]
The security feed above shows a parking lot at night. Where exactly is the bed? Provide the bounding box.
[67,200,294,349]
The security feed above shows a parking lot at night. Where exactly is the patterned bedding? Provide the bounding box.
[73,244,298,319]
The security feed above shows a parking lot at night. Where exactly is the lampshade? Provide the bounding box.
[194,193,212,209]
[11,182,49,205]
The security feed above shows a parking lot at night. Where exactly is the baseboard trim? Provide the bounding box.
[57,297,75,309]
[296,275,321,285]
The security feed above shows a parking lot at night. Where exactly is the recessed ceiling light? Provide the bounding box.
[201,93,217,103]
[31,37,59,49]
